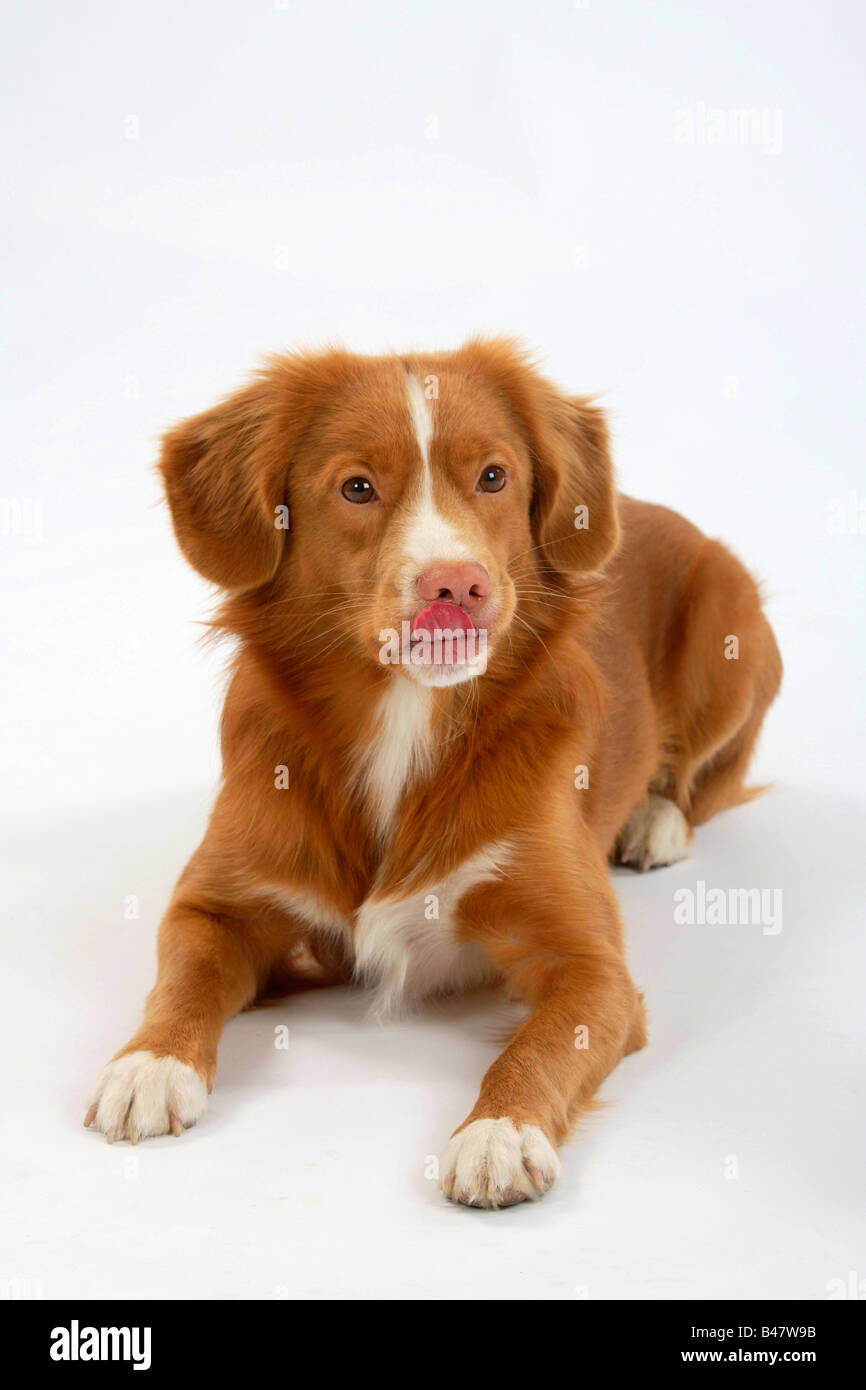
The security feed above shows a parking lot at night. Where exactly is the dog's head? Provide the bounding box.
[160,340,618,687]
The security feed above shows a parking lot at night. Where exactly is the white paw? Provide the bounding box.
[440,1117,560,1208]
[84,1050,208,1143]
[617,793,692,871]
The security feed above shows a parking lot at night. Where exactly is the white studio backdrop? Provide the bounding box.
[1,0,864,1301]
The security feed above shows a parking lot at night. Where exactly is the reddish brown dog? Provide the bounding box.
[85,340,781,1207]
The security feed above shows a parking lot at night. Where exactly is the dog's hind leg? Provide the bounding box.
[658,540,783,829]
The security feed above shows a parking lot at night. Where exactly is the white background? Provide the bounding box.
[1,0,864,1300]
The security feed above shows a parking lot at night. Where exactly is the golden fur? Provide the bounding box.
[85,339,781,1204]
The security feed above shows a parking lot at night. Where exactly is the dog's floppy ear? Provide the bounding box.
[158,351,339,590]
[463,339,619,578]
[159,376,290,590]
[529,391,620,577]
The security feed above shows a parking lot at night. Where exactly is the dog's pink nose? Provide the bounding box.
[417,562,490,613]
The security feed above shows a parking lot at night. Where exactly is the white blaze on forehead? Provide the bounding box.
[405,371,434,470]
[402,371,471,567]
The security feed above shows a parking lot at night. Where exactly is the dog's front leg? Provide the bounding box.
[84,900,268,1143]
[441,860,646,1208]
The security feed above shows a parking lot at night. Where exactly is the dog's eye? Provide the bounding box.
[477,464,507,494]
[341,476,377,504]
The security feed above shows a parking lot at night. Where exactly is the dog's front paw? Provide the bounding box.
[84,1050,208,1144]
[440,1117,560,1208]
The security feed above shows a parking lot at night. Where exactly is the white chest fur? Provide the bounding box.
[253,678,510,1014]
[353,678,434,840]
[353,844,510,1017]
[350,679,508,1012]
[253,846,509,1017]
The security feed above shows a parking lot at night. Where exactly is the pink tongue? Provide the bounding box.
[412,602,475,665]
[413,602,475,635]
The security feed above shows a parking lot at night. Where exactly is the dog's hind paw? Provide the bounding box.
[616,793,693,871]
